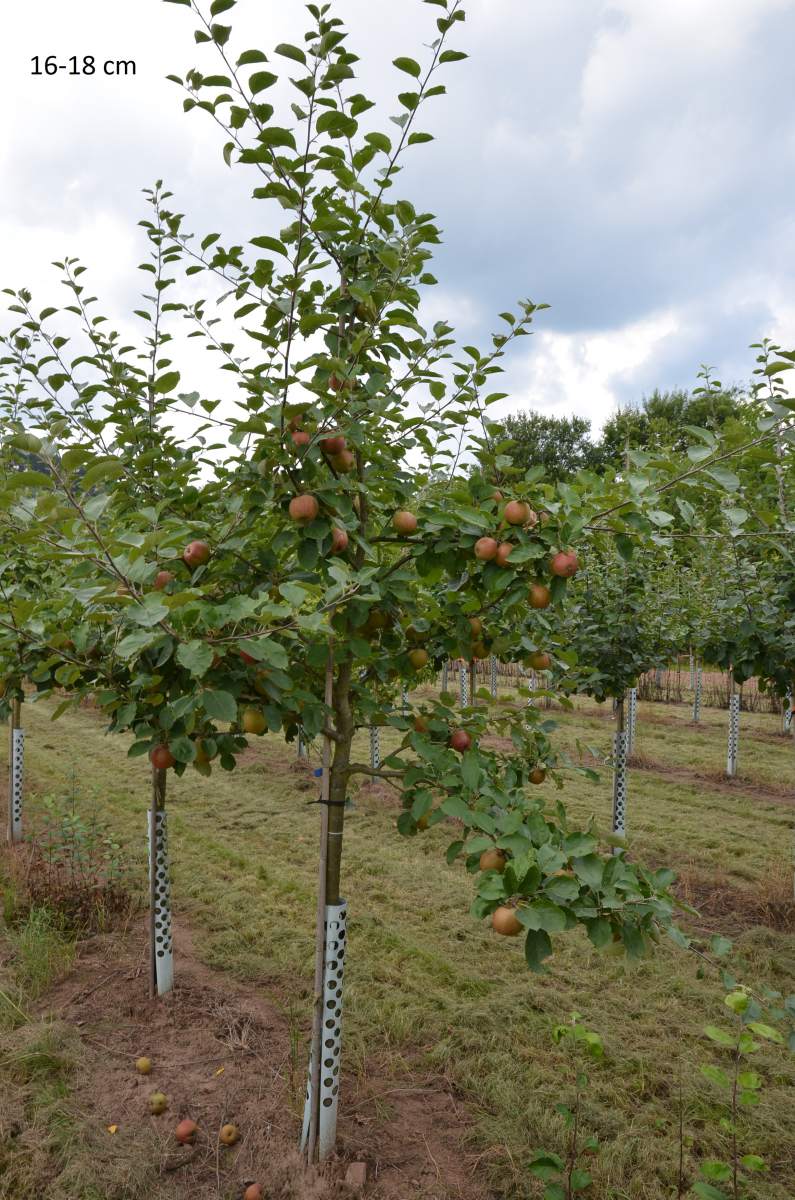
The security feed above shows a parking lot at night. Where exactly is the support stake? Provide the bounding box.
[148,766,173,997]
[692,667,702,723]
[611,695,628,853]
[726,690,740,778]
[489,655,497,700]
[459,662,468,708]
[8,699,23,845]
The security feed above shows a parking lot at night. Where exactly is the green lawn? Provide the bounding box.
[1,687,794,1199]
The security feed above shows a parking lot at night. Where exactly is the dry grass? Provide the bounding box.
[0,690,794,1199]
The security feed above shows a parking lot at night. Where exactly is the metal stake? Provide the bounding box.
[627,687,638,754]
[8,699,23,845]
[148,767,173,997]
[459,662,468,708]
[489,655,497,700]
[301,901,347,1161]
[726,691,740,778]
[369,725,380,772]
[612,695,628,853]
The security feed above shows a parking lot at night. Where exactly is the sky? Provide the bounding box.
[2,0,795,435]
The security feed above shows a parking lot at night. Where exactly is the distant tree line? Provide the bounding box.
[501,387,747,481]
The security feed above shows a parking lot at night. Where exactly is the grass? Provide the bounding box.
[1,685,794,1199]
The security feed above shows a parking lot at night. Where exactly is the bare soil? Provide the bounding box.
[32,917,495,1200]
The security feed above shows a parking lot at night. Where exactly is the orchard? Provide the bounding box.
[0,2,794,1198]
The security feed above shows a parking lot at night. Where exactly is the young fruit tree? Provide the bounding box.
[6,0,783,1162]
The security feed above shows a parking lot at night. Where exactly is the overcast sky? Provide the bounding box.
[2,0,795,434]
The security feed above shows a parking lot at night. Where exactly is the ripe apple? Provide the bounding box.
[550,549,579,578]
[526,651,551,671]
[135,1056,152,1075]
[330,448,355,473]
[528,583,551,609]
[495,542,514,568]
[449,729,471,753]
[241,708,267,735]
[149,1092,168,1116]
[150,745,176,771]
[529,767,546,785]
[194,740,214,766]
[320,434,346,456]
[392,510,418,536]
[474,537,499,562]
[408,648,429,670]
[469,617,483,638]
[492,906,522,936]
[153,570,175,591]
[183,541,211,569]
[175,1119,198,1145]
[479,848,507,873]
[330,527,349,555]
[405,624,427,644]
[413,715,429,733]
[291,429,311,449]
[492,490,504,503]
[239,649,257,665]
[244,1187,263,1200]
[504,500,530,526]
[289,494,319,523]
[219,1123,239,1146]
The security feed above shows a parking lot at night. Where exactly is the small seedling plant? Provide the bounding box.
[529,1013,603,1200]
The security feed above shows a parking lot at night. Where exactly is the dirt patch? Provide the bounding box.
[674,866,795,937]
[625,754,794,808]
[25,918,494,1200]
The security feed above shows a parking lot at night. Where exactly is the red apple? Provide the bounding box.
[528,583,551,609]
[330,527,349,555]
[550,549,579,578]
[183,540,211,569]
[244,1187,263,1200]
[526,651,551,671]
[150,745,176,771]
[153,570,175,591]
[495,542,514,568]
[289,494,319,524]
[291,429,310,449]
[320,434,346,456]
[449,729,471,753]
[330,449,355,473]
[175,1119,198,1145]
[392,510,418,536]
[504,500,530,526]
[474,537,498,562]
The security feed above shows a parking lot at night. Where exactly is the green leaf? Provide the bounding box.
[692,1184,730,1200]
[747,1021,784,1044]
[176,640,214,678]
[393,56,421,77]
[460,750,481,790]
[739,1155,766,1171]
[275,42,306,64]
[706,466,739,491]
[704,1025,736,1048]
[79,459,125,490]
[701,1161,732,1183]
[439,49,468,63]
[700,1064,731,1089]
[250,71,279,94]
[524,928,553,972]
[154,370,180,394]
[202,689,238,723]
[237,50,268,65]
[210,0,235,13]
[521,899,568,933]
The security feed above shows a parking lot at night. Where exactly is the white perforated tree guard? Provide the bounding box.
[441,661,448,694]
[301,901,347,1161]
[9,727,24,844]
[459,663,468,707]
[297,727,308,759]
[693,667,702,723]
[689,652,695,689]
[148,809,174,996]
[401,686,409,715]
[627,688,638,753]
[489,656,497,699]
[783,694,792,735]
[369,725,380,771]
[726,693,740,777]
[612,730,628,854]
